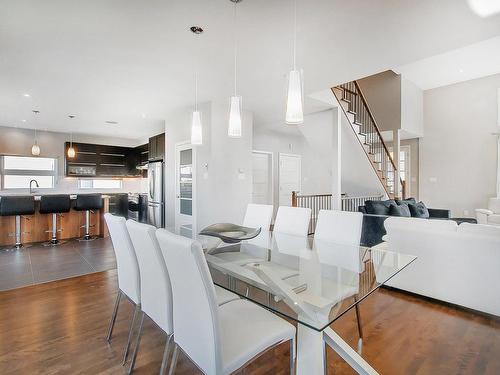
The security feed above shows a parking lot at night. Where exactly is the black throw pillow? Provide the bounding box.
[409,201,430,218]
[365,199,395,215]
[389,203,411,217]
[395,197,416,207]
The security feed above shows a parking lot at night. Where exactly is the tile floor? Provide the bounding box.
[0,238,115,291]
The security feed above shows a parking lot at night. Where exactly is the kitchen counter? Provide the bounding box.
[0,195,111,247]
[0,193,113,199]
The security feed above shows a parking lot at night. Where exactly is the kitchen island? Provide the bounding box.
[0,194,110,247]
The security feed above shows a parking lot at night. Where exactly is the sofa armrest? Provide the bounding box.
[360,214,388,247]
[428,208,451,219]
[475,208,494,215]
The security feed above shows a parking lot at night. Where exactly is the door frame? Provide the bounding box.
[251,150,274,208]
[174,141,197,238]
[278,152,302,206]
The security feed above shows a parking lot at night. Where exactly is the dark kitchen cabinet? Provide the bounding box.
[64,142,145,177]
[148,133,165,161]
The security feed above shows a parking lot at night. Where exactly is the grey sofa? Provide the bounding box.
[358,198,451,247]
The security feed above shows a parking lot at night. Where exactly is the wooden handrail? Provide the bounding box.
[333,80,406,198]
[353,80,398,172]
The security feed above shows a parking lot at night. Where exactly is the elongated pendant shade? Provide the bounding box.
[228,96,242,138]
[285,69,304,124]
[67,145,76,158]
[31,143,40,156]
[191,110,203,145]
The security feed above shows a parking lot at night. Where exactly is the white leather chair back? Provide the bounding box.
[273,206,311,236]
[315,209,363,246]
[243,204,273,230]
[104,213,140,304]
[126,220,173,334]
[489,198,500,214]
[156,229,221,374]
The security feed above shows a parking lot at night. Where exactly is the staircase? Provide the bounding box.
[332,81,405,199]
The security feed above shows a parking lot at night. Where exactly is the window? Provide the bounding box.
[1,156,57,189]
[78,179,122,189]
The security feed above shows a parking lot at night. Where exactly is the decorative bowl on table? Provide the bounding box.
[199,223,261,244]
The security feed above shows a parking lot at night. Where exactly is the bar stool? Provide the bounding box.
[39,195,71,246]
[0,196,35,250]
[74,194,103,241]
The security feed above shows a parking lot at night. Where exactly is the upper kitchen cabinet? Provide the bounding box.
[148,133,165,161]
[65,142,98,177]
[64,142,146,177]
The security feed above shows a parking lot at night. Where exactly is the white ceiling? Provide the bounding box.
[1,0,500,140]
[394,35,500,90]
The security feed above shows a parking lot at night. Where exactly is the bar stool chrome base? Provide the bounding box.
[77,235,98,242]
[43,213,67,246]
[77,210,99,241]
[1,243,32,252]
[43,239,68,247]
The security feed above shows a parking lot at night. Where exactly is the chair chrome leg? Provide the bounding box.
[323,340,328,375]
[106,291,122,342]
[128,312,145,375]
[159,333,173,375]
[168,344,179,375]
[290,339,295,375]
[122,303,140,365]
[354,298,363,354]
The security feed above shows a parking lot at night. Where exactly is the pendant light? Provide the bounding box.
[285,0,304,125]
[190,26,203,145]
[228,0,242,138]
[31,110,41,156]
[67,115,76,158]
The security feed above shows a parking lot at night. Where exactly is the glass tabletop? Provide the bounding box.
[203,231,416,332]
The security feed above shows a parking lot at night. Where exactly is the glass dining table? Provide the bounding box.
[199,231,416,374]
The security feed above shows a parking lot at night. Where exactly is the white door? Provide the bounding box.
[279,153,301,206]
[252,151,273,205]
[175,143,195,238]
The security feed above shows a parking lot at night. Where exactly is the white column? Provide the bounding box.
[332,107,342,209]
[496,133,500,197]
[393,129,401,198]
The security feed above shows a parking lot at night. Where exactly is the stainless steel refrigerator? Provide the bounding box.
[147,161,164,228]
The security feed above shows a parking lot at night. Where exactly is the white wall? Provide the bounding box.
[401,77,424,137]
[254,109,385,201]
[357,71,402,132]
[164,101,253,231]
[420,73,500,216]
[0,125,147,194]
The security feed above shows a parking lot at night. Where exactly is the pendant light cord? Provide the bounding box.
[293,0,297,70]
[33,110,38,144]
[194,31,199,112]
[233,1,237,96]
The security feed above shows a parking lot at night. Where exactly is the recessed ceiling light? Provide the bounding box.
[459,68,464,73]
[23,93,31,97]
[190,26,204,34]
[21,119,26,122]
[105,120,118,125]
[141,113,146,119]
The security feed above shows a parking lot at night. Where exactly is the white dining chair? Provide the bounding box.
[103,214,141,365]
[243,203,273,230]
[155,228,296,375]
[273,206,311,236]
[315,209,363,245]
[125,221,240,374]
[314,209,364,349]
[126,220,174,375]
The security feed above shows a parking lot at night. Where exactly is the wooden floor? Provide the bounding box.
[0,270,498,375]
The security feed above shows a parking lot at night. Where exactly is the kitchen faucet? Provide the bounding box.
[29,179,39,194]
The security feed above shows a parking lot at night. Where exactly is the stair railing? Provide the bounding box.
[333,81,406,198]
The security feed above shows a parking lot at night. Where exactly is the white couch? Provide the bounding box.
[382,217,500,316]
[476,197,500,226]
